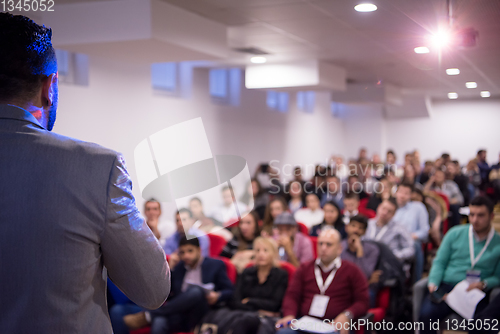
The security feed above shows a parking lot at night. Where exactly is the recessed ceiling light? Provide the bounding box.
[466,82,477,89]
[448,92,458,99]
[354,3,377,12]
[480,91,491,98]
[250,56,267,64]
[446,68,460,75]
[414,46,430,54]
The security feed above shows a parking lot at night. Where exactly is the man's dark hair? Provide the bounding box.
[441,153,450,160]
[470,196,494,214]
[384,197,398,211]
[176,208,193,218]
[387,150,395,157]
[350,214,368,230]
[451,160,460,166]
[179,235,200,248]
[477,149,486,156]
[398,182,414,192]
[0,13,57,102]
[344,192,359,201]
[189,197,202,204]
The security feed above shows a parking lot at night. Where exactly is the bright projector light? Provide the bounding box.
[446,68,460,75]
[354,3,377,12]
[480,91,491,98]
[448,92,458,99]
[465,82,477,89]
[250,56,267,64]
[414,47,430,54]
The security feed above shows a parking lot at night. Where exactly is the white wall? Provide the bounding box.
[54,56,345,235]
[337,99,500,165]
[385,99,500,164]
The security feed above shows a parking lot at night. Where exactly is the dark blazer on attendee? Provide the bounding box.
[170,257,234,303]
[231,266,288,312]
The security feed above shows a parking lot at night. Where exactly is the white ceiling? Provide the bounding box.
[159,0,500,99]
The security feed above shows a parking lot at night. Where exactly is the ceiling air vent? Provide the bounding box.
[232,47,269,55]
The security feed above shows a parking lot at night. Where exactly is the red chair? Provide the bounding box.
[309,236,318,258]
[278,261,297,280]
[359,207,376,219]
[224,218,239,228]
[207,233,227,258]
[359,197,369,209]
[355,287,391,334]
[216,256,237,284]
[296,222,309,235]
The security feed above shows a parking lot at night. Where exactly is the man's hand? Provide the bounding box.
[278,236,293,251]
[349,235,363,257]
[368,270,382,285]
[168,252,180,268]
[275,315,295,329]
[206,291,221,305]
[411,233,419,240]
[466,282,485,292]
[333,313,350,334]
[428,284,437,294]
[123,312,149,330]
[241,298,250,304]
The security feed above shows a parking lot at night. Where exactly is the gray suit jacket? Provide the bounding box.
[0,104,170,333]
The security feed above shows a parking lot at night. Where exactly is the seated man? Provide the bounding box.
[342,192,375,224]
[394,183,429,281]
[419,196,500,334]
[210,185,248,225]
[122,236,234,334]
[364,198,415,263]
[163,209,210,267]
[276,229,369,334]
[274,212,314,268]
[321,173,344,209]
[341,215,381,307]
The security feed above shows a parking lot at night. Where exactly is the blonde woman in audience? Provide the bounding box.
[261,197,288,236]
[220,211,261,273]
[228,237,289,334]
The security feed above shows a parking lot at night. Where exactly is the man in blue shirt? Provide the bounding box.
[164,209,210,266]
[394,182,429,281]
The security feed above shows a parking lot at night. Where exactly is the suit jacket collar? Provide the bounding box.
[0,104,45,130]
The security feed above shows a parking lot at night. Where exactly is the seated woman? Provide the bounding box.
[240,178,270,220]
[189,197,233,241]
[261,197,288,236]
[286,181,305,214]
[220,211,261,273]
[310,200,347,239]
[293,193,324,230]
[230,237,289,333]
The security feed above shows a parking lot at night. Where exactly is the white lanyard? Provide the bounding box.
[370,224,389,241]
[469,225,495,268]
[314,263,338,295]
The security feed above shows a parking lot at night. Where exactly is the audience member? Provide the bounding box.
[189,197,233,241]
[411,187,441,246]
[220,211,260,272]
[144,198,162,240]
[262,197,288,236]
[366,177,393,212]
[164,209,210,267]
[417,161,434,185]
[341,215,381,307]
[320,173,344,209]
[342,192,375,224]
[210,186,248,225]
[419,196,500,334]
[477,149,491,187]
[274,212,314,267]
[287,181,305,214]
[365,198,415,262]
[424,169,464,228]
[276,229,369,334]
[122,236,234,334]
[310,200,346,239]
[446,160,470,206]
[240,178,269,220]
[294,193,325,230]
[344,174,369,200]
[394,183,429,281]
[229,237,288,333]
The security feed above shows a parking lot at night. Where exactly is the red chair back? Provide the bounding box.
[224,218,240,228]
[279,261,297,280]
[216,256,237,284]
[309,236,318,258]
[296,222,309,235]
[207,233,227,257]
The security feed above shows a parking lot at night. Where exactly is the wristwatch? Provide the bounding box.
[344,310,353,321]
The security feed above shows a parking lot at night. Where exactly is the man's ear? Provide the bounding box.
[41,73,58,107]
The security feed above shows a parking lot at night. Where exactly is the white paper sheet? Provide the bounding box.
[445,280,486,319]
